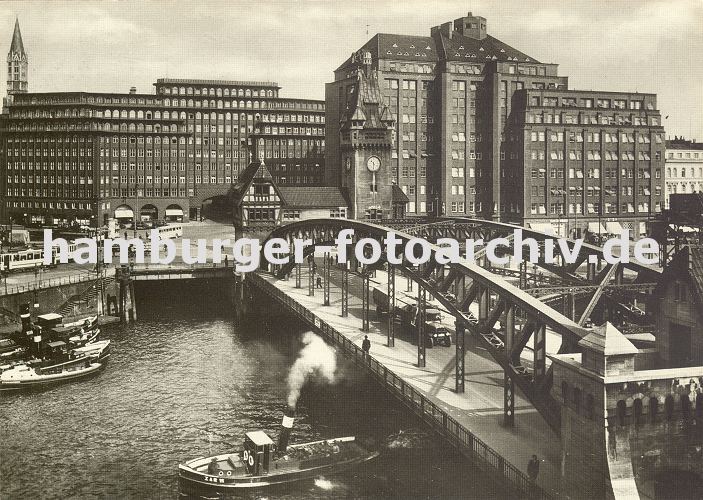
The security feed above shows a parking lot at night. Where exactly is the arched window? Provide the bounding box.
[681,394,691,416]
[105,110,112,118]
[188,99,193,107]
[179,87,185,95]
[665,395,674,420]
[633,398,643,425]
[137,110,144,119]
[585,394,594,419]
[187,87,193,95]
[120,110,127,118]
[164,98,170,106]
[154,111,161,120]
[573,387,581,413]
[129,110,135,119]
[163,111,170,120]
[616,400,627,426]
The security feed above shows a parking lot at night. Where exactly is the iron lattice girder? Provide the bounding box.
[389,217,661,324]
[261,219,611,433]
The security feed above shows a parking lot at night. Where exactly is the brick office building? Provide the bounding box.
[0,21,326,227]
[326,12,665,233]
[503,90,665,238]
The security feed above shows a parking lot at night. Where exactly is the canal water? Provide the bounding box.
[0,280,505,499]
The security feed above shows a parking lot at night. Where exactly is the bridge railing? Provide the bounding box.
[0,270,107,297]
[254,274,550,499]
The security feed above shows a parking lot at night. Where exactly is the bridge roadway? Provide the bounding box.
[251,265,561,498]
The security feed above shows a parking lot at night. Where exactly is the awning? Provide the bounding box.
[165,208,183,216]
[587,222,607,234]
[605,222,624,234]
[114,208,134,218]
[528,222,556,235]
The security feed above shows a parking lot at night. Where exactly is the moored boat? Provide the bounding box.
[178,409,379,493]
[0,357,104,391]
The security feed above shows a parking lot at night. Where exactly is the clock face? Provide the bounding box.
[367,156,381,172]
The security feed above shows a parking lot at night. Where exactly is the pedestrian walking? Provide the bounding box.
[316,276,322,289]
[362,335,371,358]
[527,454,540,482]
[224,255,229,268]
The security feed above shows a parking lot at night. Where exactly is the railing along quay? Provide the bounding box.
[0,270,111,297]
[251,273,551,500]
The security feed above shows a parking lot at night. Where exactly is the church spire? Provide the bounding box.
[9,17,26,58]
[6,17,28,98]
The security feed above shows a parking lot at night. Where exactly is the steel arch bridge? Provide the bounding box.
[382,217,661,326]
[257,218,642,433]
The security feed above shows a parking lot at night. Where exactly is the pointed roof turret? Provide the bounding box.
[9,18,26,58]
[578,322,637,377]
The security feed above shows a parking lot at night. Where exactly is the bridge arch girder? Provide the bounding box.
[262,218,602,433]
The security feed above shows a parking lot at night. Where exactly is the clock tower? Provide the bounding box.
[339,50,397,219]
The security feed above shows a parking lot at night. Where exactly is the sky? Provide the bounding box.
[1,0,701,140]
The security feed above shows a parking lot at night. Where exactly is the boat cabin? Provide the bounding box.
[243,431,274,476]
[36,313,63,329]
[44,340,67,359]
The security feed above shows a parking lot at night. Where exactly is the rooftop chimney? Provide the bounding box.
[129,86,137,94]
[454,12,487,40]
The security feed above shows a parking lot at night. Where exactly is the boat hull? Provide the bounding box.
[0,362,104,391]
[179,451,378,493]
[178,437,379,493]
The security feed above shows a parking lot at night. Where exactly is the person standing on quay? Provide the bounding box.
[362,335,371,358]
[527,454,540,482]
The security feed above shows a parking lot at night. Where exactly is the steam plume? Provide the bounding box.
[287,332,337,408]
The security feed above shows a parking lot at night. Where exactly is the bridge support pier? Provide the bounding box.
[388,266,395,347]
[455,320,465,393]
[308,258,314,297]
[504,304,515,426]
[323,253,330,306]
[361,271,370,331]
[417,286,426,368]
[341,264,348,317]
[534,323,546,379]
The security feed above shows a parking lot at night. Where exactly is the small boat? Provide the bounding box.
[36,314,100,348]
[0,338,26,361]
[179,409,379,493]
[72,339,111,362]
[0,357,104,391]
[0,339,110,391]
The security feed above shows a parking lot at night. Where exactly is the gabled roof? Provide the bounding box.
[341,68,393,132]
[392,184,409,204]
[436,32,538,63]
[10,18,25,56]
[277,187,348,208]
[578,322,638,356]
[231,160,276,204]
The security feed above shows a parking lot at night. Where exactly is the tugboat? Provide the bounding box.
[35,313,100,348]
[178,408,379,493]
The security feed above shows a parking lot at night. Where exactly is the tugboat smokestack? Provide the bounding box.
[277,406,295,453]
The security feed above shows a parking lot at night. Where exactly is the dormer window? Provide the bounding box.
[479,47,484,51]
[500,48,505,53]
[410,44,415,48]
[459,45,464,50]
[392,43,398,48]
